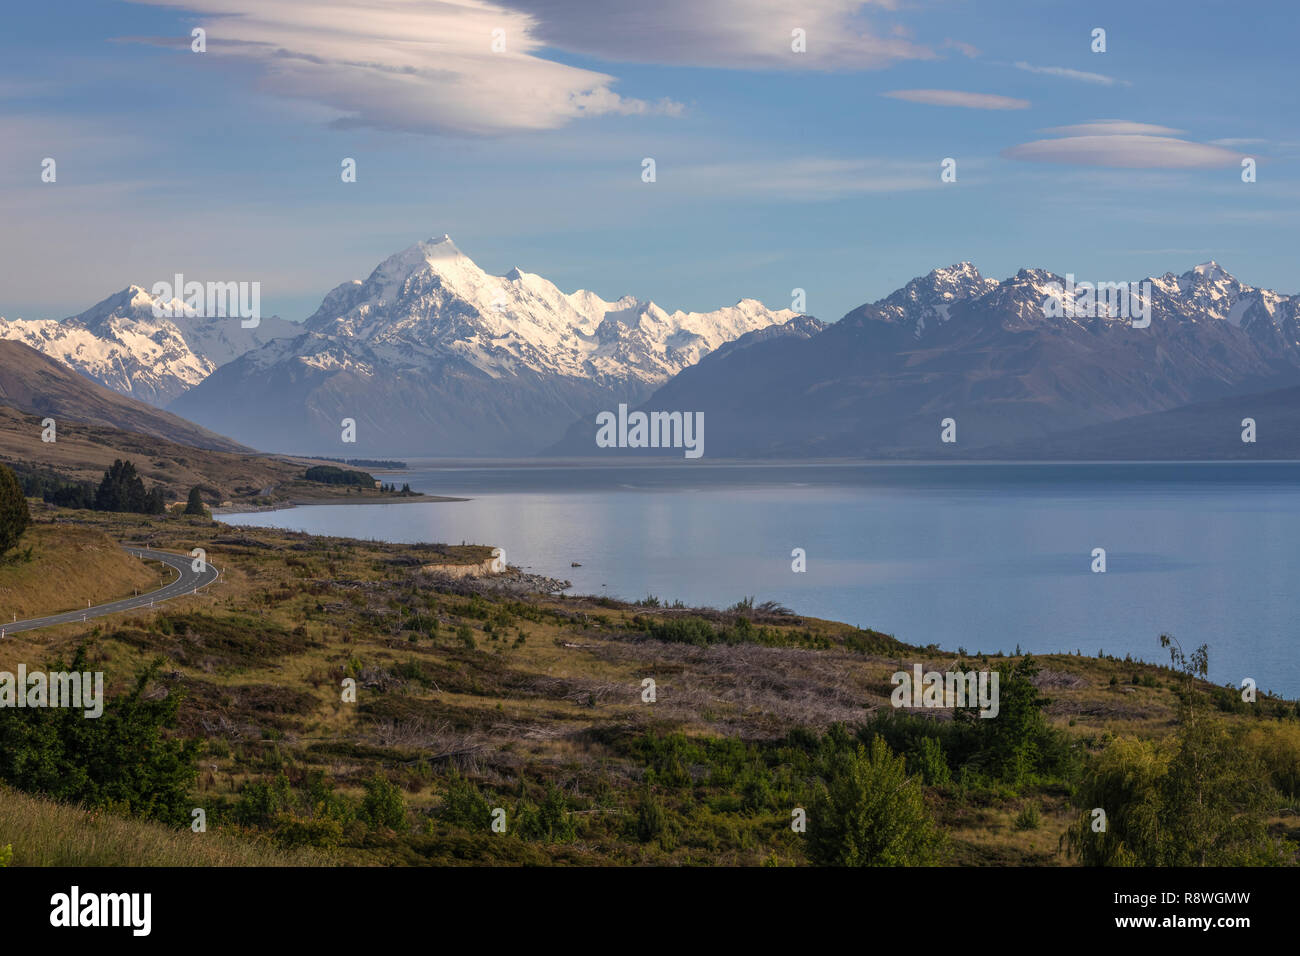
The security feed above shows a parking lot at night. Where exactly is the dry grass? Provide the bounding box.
[0,523,168,620]
[0,785,333,867]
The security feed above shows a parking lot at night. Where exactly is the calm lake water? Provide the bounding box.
[222,461,1300,695]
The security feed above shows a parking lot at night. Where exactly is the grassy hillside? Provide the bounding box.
[2,510,1296,867]
[0,523,168,620]
[0,339,247,452]
[0,405,429,508]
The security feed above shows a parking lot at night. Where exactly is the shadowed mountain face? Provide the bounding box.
[0,340,248,453]
[548,262,1300,459]
[968,384,1300,460]
[169,236,804,456]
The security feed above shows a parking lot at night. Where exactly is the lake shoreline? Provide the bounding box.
[214,493,469,516]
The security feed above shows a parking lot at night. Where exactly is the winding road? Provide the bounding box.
[1,546,220,636]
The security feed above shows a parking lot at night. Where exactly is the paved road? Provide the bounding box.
[1,546,220,636]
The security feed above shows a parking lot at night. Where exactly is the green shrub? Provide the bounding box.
[1014,802,1041,830]
[359,774,408,832]
[0,648,199,826]
[516,783,576,843]
[915,736,952,787]
[806,736,942,866]
[271,813,344,848]
[233,773,293,827]
[439,773,492,830]
[633,787,668,844]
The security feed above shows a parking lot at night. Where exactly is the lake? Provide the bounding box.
[221,461,1300,695]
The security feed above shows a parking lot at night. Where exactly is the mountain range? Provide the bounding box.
[167,236,800,455]
[548,260,1300,459]
[3,239,1298,459]
[0,287,298,405]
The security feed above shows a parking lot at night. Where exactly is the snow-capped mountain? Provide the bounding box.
[0,286,298,404]
[840,259,1300,345]
[844,261,998,338]
[549,260,1300,459]
[292,235,796,385]
[169,235,802,454]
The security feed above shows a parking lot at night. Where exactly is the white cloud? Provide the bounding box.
[124,0,682,135]
[882,89,1029,110]
[1013,62,1128,86]
[1004,121,1244,169]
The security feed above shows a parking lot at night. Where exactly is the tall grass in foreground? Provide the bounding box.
[0,786,334,867]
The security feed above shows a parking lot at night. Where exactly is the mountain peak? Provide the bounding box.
[367,235,476,291]
[1190,260,1232,281]
[931,261,981,279]
[414,233,463,261]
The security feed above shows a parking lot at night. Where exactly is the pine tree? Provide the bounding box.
[184,486,207,515]
[93,460,162,514]
[0,464,30,558]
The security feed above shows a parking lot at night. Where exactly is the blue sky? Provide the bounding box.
[2,0,1296,324]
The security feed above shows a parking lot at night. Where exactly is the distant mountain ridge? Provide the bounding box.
[0,286,298,404]
[548,260,1300,459]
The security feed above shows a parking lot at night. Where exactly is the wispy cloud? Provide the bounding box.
[498,0,936,70]
[1004,120,1244,169]
[1043,121,1183,136]
[943,38,980,58]
[882,89,1029,110]
[1013,61,1128,86]
[671,157,941,200]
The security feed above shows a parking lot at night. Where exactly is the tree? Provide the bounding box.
[184,486,207,515]
[1065,637,1292,866]
[957,654,1067,786]
[95,459,146,512]
[93,460,165,514]
[0,647,199,825]
[303,465,374,486]
[807,735,942,866]
[0,464,30,558]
